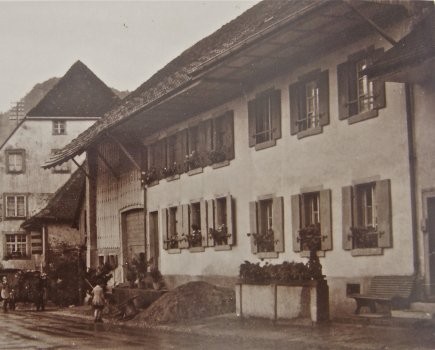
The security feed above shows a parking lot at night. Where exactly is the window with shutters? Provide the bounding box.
[188,202,202,248]
[52,120,66,135]
[248,90,281,150]
[4,194,26,219]
[208,195,234,249]
[186,126,202,171]
[292,190,332,253]
[342,180,392,255]
[249,196,284,258]
[5,149,25,174]
[289,70,329,138]
[337,47,386,124]
[208,111,235,166]
[163,206,179,249]
[4,233,29,259]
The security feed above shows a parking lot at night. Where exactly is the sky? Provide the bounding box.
[0,1,258,112]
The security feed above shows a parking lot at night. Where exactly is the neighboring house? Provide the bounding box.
[0,60,119,270]
[43,1,435,317]
[21,168,86,271]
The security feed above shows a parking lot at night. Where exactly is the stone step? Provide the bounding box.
[410,302,435,314]
[391,309,433,320]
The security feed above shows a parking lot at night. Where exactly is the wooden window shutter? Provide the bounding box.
[26,234,31,257]
[319,189,332,251]
[200,199,208,247]
[291,194,301,252]
[175,130,187,174]
[272,196,284,252]
[198,119,213,165]
[337,61,350,120]
[371,48,386,110]
[207,199,215,246]
[376,179,392,248]
[318,70,330,126]
[342,186,353,250]
[270,90,282,140]
[249,201,258,254]
[161,208,168,250]
[226,195,235,246]
[289,82,301,135]
[223,111,235,160]
[179,204,190,249]
[247,99,257,147]
[175,205,184,248]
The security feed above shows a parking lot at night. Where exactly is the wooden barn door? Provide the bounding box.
[121,209,145,266]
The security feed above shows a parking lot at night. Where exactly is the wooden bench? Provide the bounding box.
[350,275,415,315]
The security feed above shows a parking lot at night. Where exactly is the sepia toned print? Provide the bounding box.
[0,1,435,349]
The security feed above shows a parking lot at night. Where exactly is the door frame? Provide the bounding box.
[119,205,144,282]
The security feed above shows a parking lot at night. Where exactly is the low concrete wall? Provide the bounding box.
[236,280,329,322]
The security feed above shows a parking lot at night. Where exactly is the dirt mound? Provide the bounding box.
[137,281,235,325]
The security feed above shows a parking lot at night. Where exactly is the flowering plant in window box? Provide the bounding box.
[184,150,202,170]
[164,233,180,249]
[161,162,178,178]
[208,149,227,164]
[3,251,26,260]
[209,224,231,246]
[183,224,203,248]
[297,223,322,252]
[141,167,159,186]
[349,226,380,249]
[247,229,276,253]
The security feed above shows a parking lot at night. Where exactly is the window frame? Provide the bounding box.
[4,194,26,219]
[248,89,281,150]
[289,69,329,139]
[4,232,29,260]
[52,120,67,135]
[337,47,386,124]
[5,149,25,174]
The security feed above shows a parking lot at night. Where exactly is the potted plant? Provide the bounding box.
[140,167,159,186]
[164,233,180,249]
[184,224,203,248]
[349,226,379,249]
[161,162,178,178]
[208,149,226,164]
[184,150,202,171]
[209,224,231,246]
[247,229,276,252]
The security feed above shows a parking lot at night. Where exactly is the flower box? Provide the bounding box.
[235,280,329,322]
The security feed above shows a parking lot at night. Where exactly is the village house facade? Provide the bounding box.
[0,61,119,270]
[44,1,435,317]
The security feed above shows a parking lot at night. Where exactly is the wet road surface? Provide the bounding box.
[1,310,435,349]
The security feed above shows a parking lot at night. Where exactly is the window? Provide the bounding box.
[5,195,26,218]
[248,90,281,149]
[52,120,66,135]
[162,206,180,250]
[249,196,284,257]
[51,149,70,173]
[289,70,329,137]
[5,233,28,259]
[337,47,386,123]
[207,195,234,248]
[5,149,25,174]
[291,190,332,252]
[342,180,392,253]
[203,111,235,165]
[189,202,202,248]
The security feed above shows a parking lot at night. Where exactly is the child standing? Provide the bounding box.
[1,276,10,312]
[91,280,105,323]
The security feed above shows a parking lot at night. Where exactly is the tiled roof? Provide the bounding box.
[27,60,120,118]
[43,0,322,167]
[21,168,85,230]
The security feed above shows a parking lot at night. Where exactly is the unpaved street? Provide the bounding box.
[1,311,435,349]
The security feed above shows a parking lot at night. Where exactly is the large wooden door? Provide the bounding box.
[121,209,145,264]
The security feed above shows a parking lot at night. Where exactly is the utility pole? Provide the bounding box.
[9,100,25,125]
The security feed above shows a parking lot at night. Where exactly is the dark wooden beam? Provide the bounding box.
[97,151,119,179]
[106,132,142,171]
[71,158,90,179]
